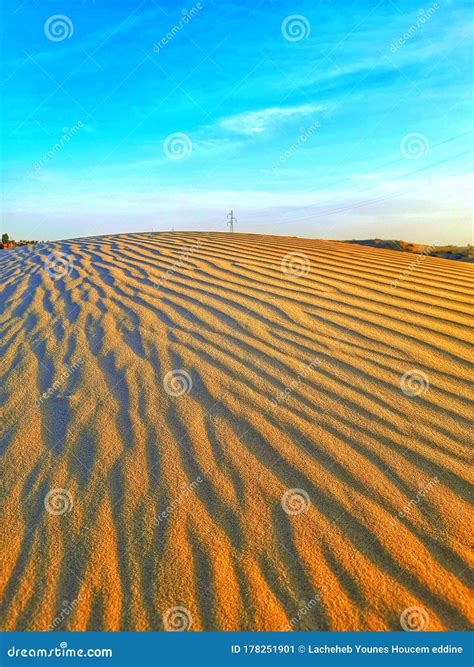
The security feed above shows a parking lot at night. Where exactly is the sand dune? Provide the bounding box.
[0,232,472,632]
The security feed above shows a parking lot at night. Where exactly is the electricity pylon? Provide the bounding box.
[227,210,236,232]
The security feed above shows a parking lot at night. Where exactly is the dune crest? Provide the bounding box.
[0,232,472,631]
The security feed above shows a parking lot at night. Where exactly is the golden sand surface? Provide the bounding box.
[0,232,472,631]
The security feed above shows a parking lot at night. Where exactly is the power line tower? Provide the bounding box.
[227,210,236,232]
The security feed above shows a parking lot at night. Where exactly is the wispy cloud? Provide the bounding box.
[218,104,324,136]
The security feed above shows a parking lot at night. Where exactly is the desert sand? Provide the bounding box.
[0,232,472,632]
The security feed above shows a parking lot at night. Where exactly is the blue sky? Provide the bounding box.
[1,0,472,243]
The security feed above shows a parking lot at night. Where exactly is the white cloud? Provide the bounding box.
[218,104,324,136]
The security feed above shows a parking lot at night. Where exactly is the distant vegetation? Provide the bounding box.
[1,233,40,249]
[346,239,473,263]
